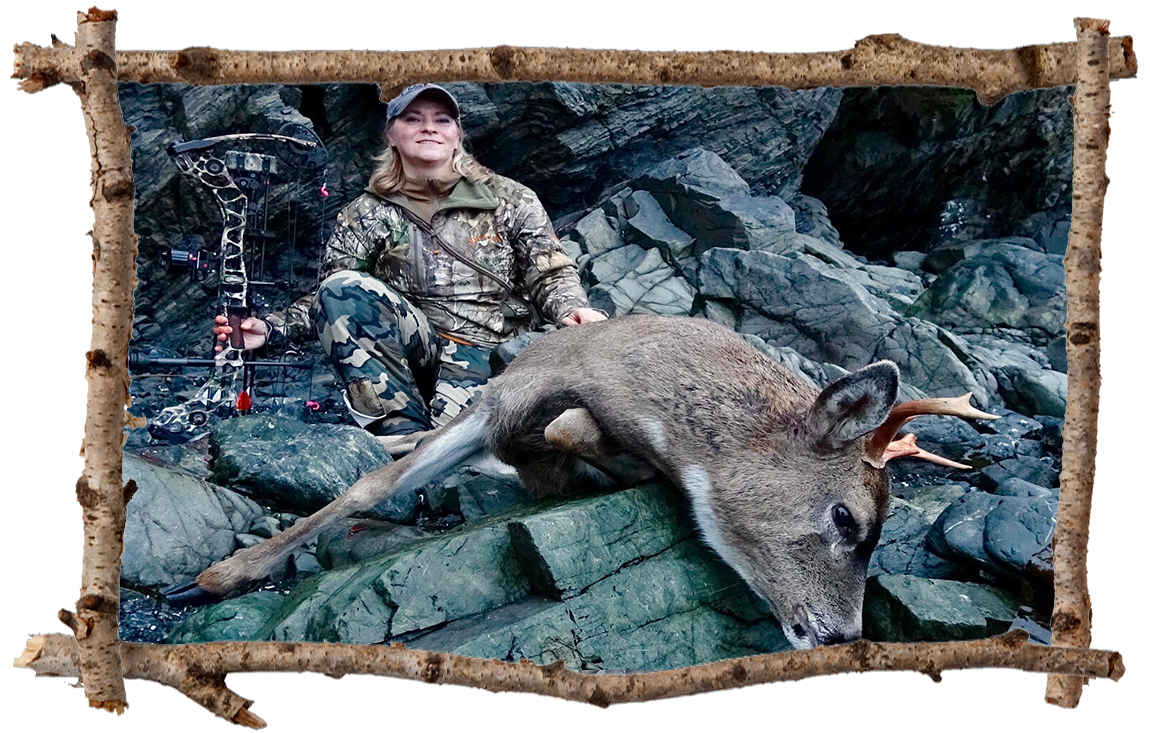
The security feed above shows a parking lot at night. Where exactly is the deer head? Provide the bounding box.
[672,361,997,649]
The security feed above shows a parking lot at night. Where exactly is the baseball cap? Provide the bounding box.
[386,84,461,124]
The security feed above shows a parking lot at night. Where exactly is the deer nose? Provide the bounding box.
[821,629,862,646]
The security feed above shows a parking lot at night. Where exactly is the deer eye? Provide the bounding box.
[832,504,857,540]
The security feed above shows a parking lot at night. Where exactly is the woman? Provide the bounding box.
[215,84,606,449]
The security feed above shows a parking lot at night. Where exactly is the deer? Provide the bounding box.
[166,314,996,649]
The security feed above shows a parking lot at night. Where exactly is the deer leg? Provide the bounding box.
[167,406,491,604]
[543,407,657,485]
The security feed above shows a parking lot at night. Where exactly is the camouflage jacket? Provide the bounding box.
[268,174,590,347]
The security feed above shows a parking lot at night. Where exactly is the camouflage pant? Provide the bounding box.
[314,271,491,435]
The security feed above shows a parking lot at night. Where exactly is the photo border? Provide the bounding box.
[11,10,1133,726]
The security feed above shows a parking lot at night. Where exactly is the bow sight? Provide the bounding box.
[138,123,329,443]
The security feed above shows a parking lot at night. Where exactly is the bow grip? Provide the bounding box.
[226,306,251,350]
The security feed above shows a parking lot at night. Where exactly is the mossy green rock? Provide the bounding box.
[508,483,691,598]
[166,591,286,644]
[864,574,1019,642]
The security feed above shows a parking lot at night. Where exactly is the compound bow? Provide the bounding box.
[146,126,328,442]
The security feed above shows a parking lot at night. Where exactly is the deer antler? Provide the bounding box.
[863,393,999,469]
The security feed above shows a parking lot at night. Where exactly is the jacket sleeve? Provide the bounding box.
[264,196,381,343]
[507,185,591,324]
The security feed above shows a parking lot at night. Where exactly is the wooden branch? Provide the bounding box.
[1045,17,1111,710]
[70,7,136,715]
[12,33,1136,105]
[15,631,1123,726]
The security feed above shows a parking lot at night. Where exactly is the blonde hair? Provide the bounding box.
[368,120,493,196]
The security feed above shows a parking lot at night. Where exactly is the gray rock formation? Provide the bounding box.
[864,575,1019,642]
[122,453,264,588]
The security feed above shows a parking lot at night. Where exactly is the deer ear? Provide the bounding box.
[807,361,900,450]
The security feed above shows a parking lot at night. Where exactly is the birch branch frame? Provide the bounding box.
[9,8,1132,727]
[1043,17,1111,710]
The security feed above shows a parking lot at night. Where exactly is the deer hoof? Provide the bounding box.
[163,579,220,606]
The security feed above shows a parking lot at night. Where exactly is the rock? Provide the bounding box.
[1018,210,1071,256]
[560,543,788,669]
[926,490,1057,581]
[925,491,1006,573]
[166,591,287,644]
[131,436,214,479]
[1009,608,1053,645]
[119,588,190,644]
[589,243,650,284]
[558,237,585,267]
[995,365,1068,417]
[122,453,264,588]
[622,189,695,262]
[891,482,973,512]
[981,457,1060,490]
[569,208,625,257]
[489,328,552,375]
[802,86,1072,260]
[235,533,265,549]
[994,477,1055,499]
[248,515,282,539]
[864,574,1020,642]
[909,240,1067,342]
[636,142,749,192]
[738,333,847,390]
[700,300,738,330]
[314,518,440,570]
[868,489,970,580]
[598,186,633,222]
[891,250,928,271]
[331,476,793,670]
[408,543,789,670]
[289,548,325,576]
[1027,545,1055,587]
[444,462,538,522]
[982,411,1046,440]
[921,236,1044,274]
[1046,336,1068,373]
[848,263,926,311]
[633,149,798,253]
[699,248,879,356]
[405,597,580,666]
[209,414,392,516]
[468,83,841,214]
[965,434,1045,464]
[901,415,988,459]
[958,332,1053,371]
[697,248,989,405]
[1034,415,1064,453]
[789,235,864,271]
[791,194,843,248]
[943,333,1064,416]
[267,521,532,644]
[508,484,692,599]
[984,495,1057,579]
[588,248,696,317]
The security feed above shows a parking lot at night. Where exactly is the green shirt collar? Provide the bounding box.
[372,176,500,216]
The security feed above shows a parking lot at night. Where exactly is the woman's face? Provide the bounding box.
[386,96,462,171]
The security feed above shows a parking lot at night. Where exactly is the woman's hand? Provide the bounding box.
[213,315,270,352]
[561,308,609,327]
